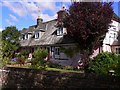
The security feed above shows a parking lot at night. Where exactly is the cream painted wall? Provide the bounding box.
[103,20,120,52]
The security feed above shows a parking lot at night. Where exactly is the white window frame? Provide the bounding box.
[25,34,28,40]
[54,47,60,55]
[35,31,40,39]
[54,47,60,59]
[57,27,63,36]
[21,34,25,40]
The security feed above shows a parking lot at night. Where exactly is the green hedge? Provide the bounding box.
[88,52,120,76]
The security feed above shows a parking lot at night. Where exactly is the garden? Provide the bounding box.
[1,47,120,76]
[2,49,82,73]
[1,2,120,76]
[1,49,120,89]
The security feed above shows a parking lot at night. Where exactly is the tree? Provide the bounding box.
[2,26,20,58]
[118,29,120,44]
[0,32,2,67]
[64,2,113,67]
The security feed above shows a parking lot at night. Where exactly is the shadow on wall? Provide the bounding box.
[2,67,120,89]
[118,31,120,44]
[52,53,81,68]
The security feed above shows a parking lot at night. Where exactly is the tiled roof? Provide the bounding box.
[20,13,120,47]
[111,40,120,46]
[29,20,59,46]
[20,19,74,47]
[113,13,120,23]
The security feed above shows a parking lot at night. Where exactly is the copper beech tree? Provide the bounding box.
[64,2,113,67]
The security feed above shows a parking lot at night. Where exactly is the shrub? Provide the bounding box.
[114,54,120,76]
[30,49,48,69]
[20,50,29,58]
[17,55,26,64]
[2,57,11,66]
[88,52,119,75]
[15,53,26,64]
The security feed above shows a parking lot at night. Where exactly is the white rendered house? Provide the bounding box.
[103,15,120,53]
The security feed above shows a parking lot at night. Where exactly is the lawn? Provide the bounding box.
[6,64,83,73]
[46,67,83,73]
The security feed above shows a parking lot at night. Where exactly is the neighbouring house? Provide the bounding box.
[102,14,120,53]
[91,13,120,58]
[110,30,120,54]
[19,7,120,67]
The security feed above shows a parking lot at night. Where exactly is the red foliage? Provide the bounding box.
[64,2,113,54]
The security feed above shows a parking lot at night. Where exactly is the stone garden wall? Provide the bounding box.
[1,67,120,89]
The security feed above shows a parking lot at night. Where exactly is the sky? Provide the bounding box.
[0,0,120,31]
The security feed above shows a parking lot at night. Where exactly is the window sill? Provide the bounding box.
[35,38,39,40]
[54,58,69,60]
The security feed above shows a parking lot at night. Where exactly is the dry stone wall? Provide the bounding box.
[1,67,120,89]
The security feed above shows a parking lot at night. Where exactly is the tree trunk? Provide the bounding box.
[80,51,89,69]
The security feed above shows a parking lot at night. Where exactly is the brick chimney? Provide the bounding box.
[37,16,43,26]
[57,6,68,26]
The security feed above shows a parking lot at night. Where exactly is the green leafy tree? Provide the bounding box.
[64,2,113,67]
[2,26,20,59]
[0,32,2,67]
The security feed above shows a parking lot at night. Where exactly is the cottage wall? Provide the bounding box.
[51,53,81,68]
[48,45,81,68]
[111,46,120,53]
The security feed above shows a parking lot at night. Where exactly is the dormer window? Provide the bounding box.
[57,27,63,36]
[35,31,40,39]
[21,34,28,40]
[26,34,28,39]
[22,34,25,40]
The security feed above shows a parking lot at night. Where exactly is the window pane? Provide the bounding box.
[35,32,39,39]
[60,27,63,34]
[116,48,120,54]
[54,47,60,55]
[26,34,28,39]
[23,35,25,40]
[58,48,60,55]
[57,27,63,35]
